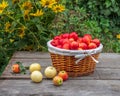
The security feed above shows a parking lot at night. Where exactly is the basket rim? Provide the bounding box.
[47,40,103,56]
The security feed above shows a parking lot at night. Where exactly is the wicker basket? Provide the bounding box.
[47,40,103,77]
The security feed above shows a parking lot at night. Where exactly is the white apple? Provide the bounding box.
[30,71,43,83]
[29,63,41,73]
[44,66,57,78]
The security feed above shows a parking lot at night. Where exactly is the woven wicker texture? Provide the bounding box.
[50,52,100,77]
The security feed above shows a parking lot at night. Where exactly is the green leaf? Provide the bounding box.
[16,61,27,74]
[105,0,111,8]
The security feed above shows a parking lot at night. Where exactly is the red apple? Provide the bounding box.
[62,39,69,45]
[84,34,92,40]
[78,47,83,50]
[69,32,78,41]
[77,37,83,43]
[82,36,91,45]
[53,76,63,86]
[62,33,69,39]
[62,43,70,50]
[51,40,59,47]
[70,41,79,50]
[79,42,88,50]
[88,42,97,49]
[56,45,62,49]
[91,38,100,47]
[58,71,69,81]
[59,39,64,45]
[69,38,74,43]
[54,35,61,40]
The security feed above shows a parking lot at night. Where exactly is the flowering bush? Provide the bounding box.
[0,0,65,51]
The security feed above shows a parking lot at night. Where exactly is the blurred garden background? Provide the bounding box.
[0,0,120,75]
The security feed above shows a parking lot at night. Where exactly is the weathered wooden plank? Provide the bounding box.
[0,58,52,79]
[12,52,120,68]
[1,58,120,80]
[6,56,120,69]
[0,71,99,80]
[0,79,120,96]
[13,51,51,59]
[2,67,120,80]
[14,51,120,59]
[8,58,52,67]
[0,57,100,79]
[1,53,120,80]
[97,68,120,80]
[13,51,120,58]
[98,53,120,68]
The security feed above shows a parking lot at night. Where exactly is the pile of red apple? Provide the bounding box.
[51,32,100,50]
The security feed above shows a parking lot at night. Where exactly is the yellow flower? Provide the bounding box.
[21,1,32,11]
[40,0,57,8]
[24,10,30,20]
[0,0,8,14]
[18,26,26,38]
[10,39,14,43]
[52,4,65,13]
[0,0,8,8]
[5,22,11,32]
[12,0,20,4]
[0,38,3,42]
[0,10,3,14]
[24,45,33,51]
[116,34,120,39]
[55,0,59,2]
[30,9,44,17]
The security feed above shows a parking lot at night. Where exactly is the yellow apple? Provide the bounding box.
[44,66,57,78]
[30,71,43,83]
[29,63,41,73]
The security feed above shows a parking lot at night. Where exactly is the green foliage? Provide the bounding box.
[0,0,65,51]
[0,47,13,76]
[0,0,65,75]
[63,0,120,53]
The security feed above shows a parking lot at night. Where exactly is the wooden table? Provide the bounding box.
[0,51,120,96]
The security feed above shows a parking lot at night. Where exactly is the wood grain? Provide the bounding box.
[0,79,120,96]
